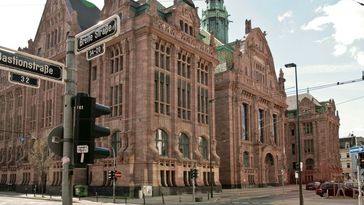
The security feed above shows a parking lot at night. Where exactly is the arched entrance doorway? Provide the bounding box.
[265,153,275,184]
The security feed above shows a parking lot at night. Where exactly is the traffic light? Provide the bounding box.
[73,93,111,167]
[359,153,364,168]
[108,170,115,180]
[190,168,199,179]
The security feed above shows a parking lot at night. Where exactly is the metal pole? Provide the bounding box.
[112,147,116,203]
[294,65,304,205]
[62,36,77,205]
[356,137,361,205]
[209,99,214,198]
[111,132,120,203]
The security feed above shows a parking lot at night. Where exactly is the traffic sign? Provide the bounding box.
[115,171,122,178]
[0,46,64,83]
[75,15,120,54]
[350,146,364,154]
[8,72,40,88]
[86,43,105,61]
[77,145,89,153]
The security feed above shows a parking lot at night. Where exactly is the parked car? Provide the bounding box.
[306,182,321,190]
[316,182,360,197]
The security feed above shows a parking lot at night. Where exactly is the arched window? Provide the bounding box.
[306,158,314,170]
[156,129,168,156]
[199,136,208,160]
[178,133,189,158]
[243,151,250,167]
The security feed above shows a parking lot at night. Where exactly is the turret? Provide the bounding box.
[202,0,230,44]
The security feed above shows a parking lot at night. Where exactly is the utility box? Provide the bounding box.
[74,185,88,197]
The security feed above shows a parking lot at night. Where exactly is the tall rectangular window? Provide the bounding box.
[110,45,124,74]
[272,114,278,144]
[177,51,191,121]
[258,109,264,143]
[110,84,123,117]
[197,87,208,124]
[154,71,170,115]
[241,103,249,140]
[292,144,296,155]
[304,122,313,134]
[154,41,171,116]
[304,139,314,153]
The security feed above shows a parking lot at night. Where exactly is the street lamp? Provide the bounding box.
[284,63,303,205]
[209,99,215,199]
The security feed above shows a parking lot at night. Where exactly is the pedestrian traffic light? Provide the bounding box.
[359,153,364,169]
[190,168,199,179]
[73,93,111,167]
[108,170,115,180]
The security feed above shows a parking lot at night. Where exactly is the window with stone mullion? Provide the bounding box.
[110,84,123,117]
[110,46,124,74]
[197,87,208,124]
[177,79,191,120]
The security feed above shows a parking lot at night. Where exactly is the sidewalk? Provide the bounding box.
[0,185,297,204]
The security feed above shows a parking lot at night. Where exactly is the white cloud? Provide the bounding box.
[356,52,364,66]
[333,44,347,56]
[301,0,364,64]
[277,10,292,22]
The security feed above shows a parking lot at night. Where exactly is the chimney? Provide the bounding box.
[245,19,251,34]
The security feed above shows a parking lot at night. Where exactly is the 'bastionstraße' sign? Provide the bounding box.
[75,15,120,54]
[0,46,64,83]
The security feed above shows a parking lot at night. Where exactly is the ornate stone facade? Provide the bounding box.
[0,0,220,196]
[213,19,287,188]
[285,94,342,184]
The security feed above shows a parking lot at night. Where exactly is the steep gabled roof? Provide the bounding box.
[286,93,322,111]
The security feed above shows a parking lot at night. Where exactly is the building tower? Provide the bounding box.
[202,0,230,44]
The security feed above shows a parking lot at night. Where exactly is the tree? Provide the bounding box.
[28,136,52,195]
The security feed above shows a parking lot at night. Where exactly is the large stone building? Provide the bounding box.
[285,93,342,184]
[203,0,288,188]
[0,0,221,195]
[339,135,364,181]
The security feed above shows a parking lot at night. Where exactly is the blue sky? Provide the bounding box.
[0,0,363,137]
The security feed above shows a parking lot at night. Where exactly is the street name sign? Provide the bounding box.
[350,146,364,154]
[9,72,40,88]
[86,43,105,61]
[75,15,120,54]
[0,46,64,83]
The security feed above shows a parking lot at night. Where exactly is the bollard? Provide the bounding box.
[125,197,127,204]
[96,192,98,202]
[179,194,181,203]
[207,193,210,200]
[25,189,28,197]
[50,194,52,199]
[143,193,146,205]
[79,195,81,201]
[162,193,165,204]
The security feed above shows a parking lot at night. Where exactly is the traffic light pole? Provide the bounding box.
[62,36,77,205]
[112,147,116,204]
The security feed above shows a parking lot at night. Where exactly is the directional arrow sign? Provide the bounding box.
[75,15,120,54]
[9,72,40,88]
[350,146,364,154]
[0,46,64,83]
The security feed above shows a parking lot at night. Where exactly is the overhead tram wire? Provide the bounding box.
[285,77,364,96]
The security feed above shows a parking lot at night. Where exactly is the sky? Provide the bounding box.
[0,0,363,138]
